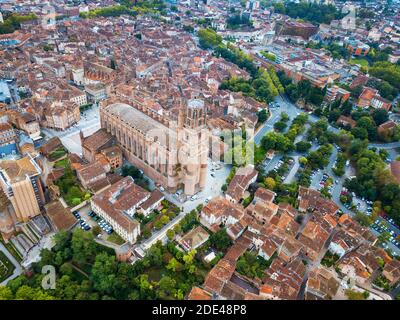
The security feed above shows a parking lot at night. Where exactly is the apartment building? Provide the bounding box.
[43,101,80,131]
[0,155,45,222]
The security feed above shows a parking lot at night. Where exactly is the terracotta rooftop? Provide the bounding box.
[202,196,244,221]
[0,156,40,182]
[45,200,76,231]
[226,166,258,202]
[91,176,147,233]
[82,128,115,152]
[187,287,213,300]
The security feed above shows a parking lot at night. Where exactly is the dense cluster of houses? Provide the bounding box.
[190,178,400,300]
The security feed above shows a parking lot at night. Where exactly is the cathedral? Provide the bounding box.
[100,95,209,196]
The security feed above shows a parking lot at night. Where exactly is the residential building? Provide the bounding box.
[325,85,350,103]
[100,145,123,169]
[357,87,392,111]
[44,101,81,131]
[80,129,116,163]
[76,161,109,189]
[138,189,164,217]
[0,123,17,156]
[225,166,258,203]
[200,196,244,230]
[178,226,210,252]
[305,267,339,300]
[85,83,107,103]
[345,39,370,56]
[336,115,356,129]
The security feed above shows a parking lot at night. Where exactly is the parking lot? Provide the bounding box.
[71,204,114,239]
[169,159,231,207]
[372,217,400,249]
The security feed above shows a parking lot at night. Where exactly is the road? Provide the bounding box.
[0,242,22,286]
[253,95,302,146]
[284,155,299,184]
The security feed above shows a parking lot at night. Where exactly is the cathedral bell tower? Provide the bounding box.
[185,99,206,129]
[180,99,208,195]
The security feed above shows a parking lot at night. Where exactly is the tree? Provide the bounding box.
[226,13,252,29]
[351,127,369,140]
[328,109,342,123]
[356,116,377,141]
[166,258,182,272]
[182,250,197,265]
[274,120,288,132]
[142,228,151,239]
[264,177,276,190]
[257,109,268,123]
[71,229,97,264]
[354,212,372,227]
[121,165,143,179]
[370,61,400,89]
[378,231,391,244]
[136,274,153,298]
[345,289,367,300]
[160,215,170,226]
[14,285,54,300]
[166,229,175,241]
[147,243,163,267]
[60,263,73,276]
[261,132,293,153]
[295,141,312,153]
[156,276,176,299]
[372,109,389,126]
[0,286,13,300]
[154,220,163,230]
[209,229,231,251]
[276,2,342,24]
[299,157,308,166]
[173,224,182,234]
[91,252,118,295]
[197,28,222,49]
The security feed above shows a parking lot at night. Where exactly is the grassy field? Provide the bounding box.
[349,58,369,68]
[0,250,16,283]
[107,233,125,245]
